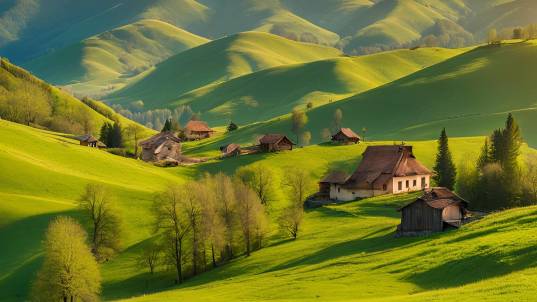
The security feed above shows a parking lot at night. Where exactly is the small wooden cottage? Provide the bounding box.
[184,120,214,140]
[324,145,431,201]
[397,188,469,236]
[259,134,295,152]
[139,131,182,162]
[77,134,106,148]
[220,143,241,158]
[331,128,361,144]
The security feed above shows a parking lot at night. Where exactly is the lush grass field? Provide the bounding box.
[170,47,466,125]
[26,19,210,97]
[198,40,537,149]
[106,32,342,108]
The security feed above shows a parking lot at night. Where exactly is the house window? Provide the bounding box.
[413,179,417,187]
[421,177,426,188]
[383,184,387,191]
[352,192,355,195]
[406,180,409,188]
[338,187,341,193]
[398,181,402,191]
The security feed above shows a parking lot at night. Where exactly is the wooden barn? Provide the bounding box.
[259,134,295,152]
[220,143,241,158]
[331,128,361,144]
[324,145,432,201]
[139,131,182,162]
[184,120,214,140]
[77,134,106,148]
[397,187,469,236]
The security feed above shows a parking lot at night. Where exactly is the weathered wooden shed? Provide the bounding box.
[220,143,241,158]
[397,187,468,236]
[331,128,361,144]
[77,134,106,148]
[259,134,295,152]
[139,131,182,162]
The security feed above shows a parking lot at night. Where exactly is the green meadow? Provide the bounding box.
[4,117,537,301]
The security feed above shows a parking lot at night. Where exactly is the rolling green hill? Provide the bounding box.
[4,0,537,65]
[195,40,537,151]
[169,47,466,126]
[105,32,342,108]
[25,19,209,98]
[0,120,184,301]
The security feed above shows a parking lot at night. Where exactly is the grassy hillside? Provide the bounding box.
[0,120,184,301]
[0,119,490,301]
[119,198,537,302]
[105,32,342,108]
[170,47,466,125]
[25,19,209,97]
[196,40,537,150]
[0,58,155,149]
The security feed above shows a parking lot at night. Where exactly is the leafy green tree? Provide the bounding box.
[31,216,100,302]
[291,108,308,143]
[79,184,122,262]
[433,128,457,189]
[227,121,238,132]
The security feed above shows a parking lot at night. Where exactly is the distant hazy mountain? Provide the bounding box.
[2,0,537,63]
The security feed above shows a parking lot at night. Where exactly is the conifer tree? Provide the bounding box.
[433,128,457,190]
[161,119,172,132]
[477,138,492,170]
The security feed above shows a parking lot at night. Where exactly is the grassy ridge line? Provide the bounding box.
[169,46,466,126]
[26,19,210,97]
[105,32,343,108]
[184,40,537,152]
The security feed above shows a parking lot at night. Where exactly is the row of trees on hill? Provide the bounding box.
[433,114,535,210]
[112,103,199,131]
[32,166,316,298]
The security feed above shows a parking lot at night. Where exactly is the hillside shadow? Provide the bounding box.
[408,244,537,289]
[264,226,429,274]
[0,210,79,301]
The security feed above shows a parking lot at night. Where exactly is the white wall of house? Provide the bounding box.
[392,175,430,194]
[328,175,430,201]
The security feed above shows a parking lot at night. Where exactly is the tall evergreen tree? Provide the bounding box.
[502,113,522,174]
[477,138,493,170]
[161,119,172,132]
[99,122,112,147]
[110,122,123,148]
[433,128,457,190]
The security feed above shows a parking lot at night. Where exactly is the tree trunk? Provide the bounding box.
[211,244,217,268]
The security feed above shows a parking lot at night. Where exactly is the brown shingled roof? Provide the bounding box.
[339,128,361,139]
[140,131,181,147]
[221,143,241,154]
[320,171,350,184]
[399,187,468,211]
[343,145,431,190]
[259,134,295,145]
[185,120,213,132]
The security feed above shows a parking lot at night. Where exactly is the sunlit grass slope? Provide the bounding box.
[171,47,466,125]
[26,19,209,97]
[119,141,537,302]
[200,40,537,149]
[105,32,342,108]
[0,120,185,301]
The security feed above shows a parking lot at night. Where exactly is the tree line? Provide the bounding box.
[31,166,315,300]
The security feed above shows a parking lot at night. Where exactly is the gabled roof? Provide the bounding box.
[140,131,181,147]
[221,143,241,154]
[76,134,98,143]
[185,120,213,132]
[320,171,350,184]
[399,187,469,211]
[333,128,361,139]
[259,134,295,145]
[343,145,431,190]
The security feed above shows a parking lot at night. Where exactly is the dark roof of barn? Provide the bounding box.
[185,120,213,132]
[333,128,361,139]
[343,145,431,190]
[259,134,295,145]
[320,171,350,184]
[76,134,98,143]
[221,143,241,154]
[399,187,468,211]
[140,131,181,147]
